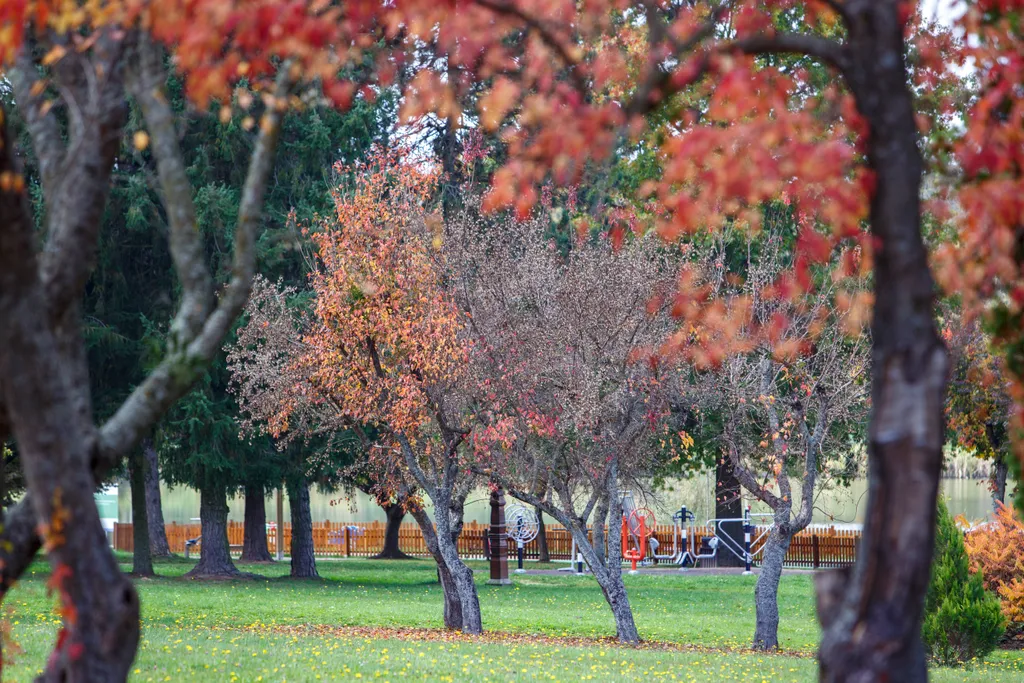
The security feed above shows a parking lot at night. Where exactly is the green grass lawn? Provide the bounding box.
[3,555,1022,682]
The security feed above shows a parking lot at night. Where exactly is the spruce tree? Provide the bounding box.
[922,498,1004,665]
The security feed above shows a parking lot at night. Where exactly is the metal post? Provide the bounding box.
[743,504,753,575]
[275,486,284,561]
[516,539,525,573]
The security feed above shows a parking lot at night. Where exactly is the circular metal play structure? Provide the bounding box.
[506,505,539,573]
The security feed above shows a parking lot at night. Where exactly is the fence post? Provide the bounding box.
[812,534,820,569]
[344,525,351,557]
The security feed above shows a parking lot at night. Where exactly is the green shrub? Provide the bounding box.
[922,498,1005,666]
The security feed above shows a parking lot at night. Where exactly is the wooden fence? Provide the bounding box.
[114,520,860,569]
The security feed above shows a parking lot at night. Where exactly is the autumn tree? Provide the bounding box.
[942,307,1014,507]
[387,2,969,677]
[448,210,679,643]
[229,151,484,632]
[937,1,1024,513]
[0,0,1005,677]
[679,218,870,650]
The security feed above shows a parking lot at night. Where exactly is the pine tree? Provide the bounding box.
[922,498,1004,666]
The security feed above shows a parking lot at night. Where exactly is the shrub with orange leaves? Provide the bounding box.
[963,501,1024,636]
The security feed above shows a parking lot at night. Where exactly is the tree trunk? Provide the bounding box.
[240,482,273,563]
[595,567,640,643]
[715,455,745,567]
[143,439,171,558]
[817,7,947,682]
[568,519,641,643]
[373,501,412,559]
[185,482,239,578]
[992,454,1008,509]
[535,506,550,563]
[128,447,154,577]
[433,494,483,634]
[438,560,464,629]
[753,527,792,650]
[287,477,319,578]
[407,503,463,629]
[602,472,640,643]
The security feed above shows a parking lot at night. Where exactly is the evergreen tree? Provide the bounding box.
[89,74,392,577]
[922,498,1004,665]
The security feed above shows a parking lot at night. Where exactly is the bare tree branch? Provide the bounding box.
[727,437,784,510]
[398,433,439,501]
[794,392,828,529]
[625,1,728,117]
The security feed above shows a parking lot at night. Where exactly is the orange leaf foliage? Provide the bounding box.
[302,149,466,441]
[934,1,1024,480]
[963,502,1024,632]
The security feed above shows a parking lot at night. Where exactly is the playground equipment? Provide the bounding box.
[620,491,655,563]
[645,506,694,565]
[506,505,539,573]
[619,493,777,572]
[624,548,642,574]
[674,505,775,573]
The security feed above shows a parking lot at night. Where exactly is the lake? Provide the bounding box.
[118,474,1006,529]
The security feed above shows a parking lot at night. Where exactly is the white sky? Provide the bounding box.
[924,0,966,27]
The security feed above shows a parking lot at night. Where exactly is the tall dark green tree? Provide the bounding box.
[68,69,394,577]
[148,83,392,577]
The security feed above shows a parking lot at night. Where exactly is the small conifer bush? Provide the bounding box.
[922,499,1005,666]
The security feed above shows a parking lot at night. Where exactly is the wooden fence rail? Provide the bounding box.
[114,521,860,569]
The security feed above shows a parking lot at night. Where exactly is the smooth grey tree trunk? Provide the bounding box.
[438,560,463,629]
[241,482,273,563]
[143,439,171,557]
[373,502,412,559]
[558,479,640,644]
[511,462,641,643]
[598,571,639,643]
[602,482,639,643]
[128,446,154,576]
[753,528,792,650]
[185,483,239,578]
[287,477,319,578]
